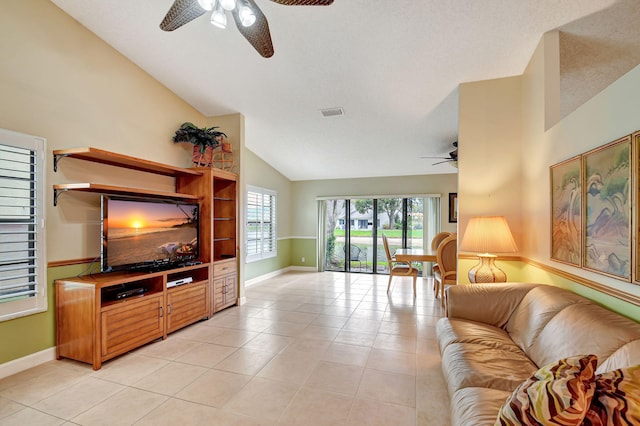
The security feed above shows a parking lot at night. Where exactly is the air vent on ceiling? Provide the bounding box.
[320,107,344,117]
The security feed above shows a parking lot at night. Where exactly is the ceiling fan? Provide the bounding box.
[160,0,334,58]
[422,141,458,166]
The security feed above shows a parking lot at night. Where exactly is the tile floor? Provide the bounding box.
[0,271,451,425]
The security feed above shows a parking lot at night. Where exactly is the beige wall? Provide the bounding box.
[458,30,640,307]
[458,77,523,250]
[521,31,640,300]
[0,0,214,263]
[291,174,459,238]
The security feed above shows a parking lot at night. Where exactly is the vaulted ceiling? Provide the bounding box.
[51,0,635,180]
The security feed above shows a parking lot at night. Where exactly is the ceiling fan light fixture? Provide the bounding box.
[210,2,227,28]
[239,5,256,27]
[197,0,214,11]
[219,0,236,11]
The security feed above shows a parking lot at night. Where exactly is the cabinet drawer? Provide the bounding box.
[101,294,164,359]
[213,259,236,275]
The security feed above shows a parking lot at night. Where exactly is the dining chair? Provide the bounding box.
[430,231,452,294]
[433,234,457,307]
[382,233,418,297]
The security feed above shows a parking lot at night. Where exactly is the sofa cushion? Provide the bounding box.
[527,303,640,370]
[595,340,640,375]
[450,387,512,426]
[495,354,598,426]
[506,285,587,353]
[446,283,539,328]
[437,318,524,354]
[442,342,537,395]
[584,364,640,426]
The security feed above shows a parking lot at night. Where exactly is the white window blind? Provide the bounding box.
[246,186,277,262]
[0,129,47,321]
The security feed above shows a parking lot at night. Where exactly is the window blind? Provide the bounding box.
[246,187,277,262]
[0,129,46,321]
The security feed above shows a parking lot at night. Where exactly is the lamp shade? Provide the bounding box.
[459,216,517,254]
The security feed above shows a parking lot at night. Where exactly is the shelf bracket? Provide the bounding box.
[53,188,67,206]
[53,153,70,172]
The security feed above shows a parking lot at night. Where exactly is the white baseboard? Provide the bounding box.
[245,266,316,288]
[288,266,317,272]
[0,347,56,379]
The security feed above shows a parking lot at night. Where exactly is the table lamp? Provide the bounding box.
[459,216,518,283]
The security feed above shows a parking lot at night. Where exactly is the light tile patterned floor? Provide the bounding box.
[0,271,451,425]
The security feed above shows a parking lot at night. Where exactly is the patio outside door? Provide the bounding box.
[323,197,431,274]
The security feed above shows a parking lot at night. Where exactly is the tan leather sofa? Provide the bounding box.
[436,283,640,426]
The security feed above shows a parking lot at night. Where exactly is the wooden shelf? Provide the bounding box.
[53,183,199,206]
[53,147,202,177]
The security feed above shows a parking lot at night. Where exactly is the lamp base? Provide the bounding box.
[468,254,507,283]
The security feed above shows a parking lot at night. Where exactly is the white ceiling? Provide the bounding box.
[50,0,619,181]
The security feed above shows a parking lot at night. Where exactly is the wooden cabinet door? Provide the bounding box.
[213,274,237,313]
[213,276,226,313]
[223,274,237,306]
[166,281,207,333]
[101,294,164,360]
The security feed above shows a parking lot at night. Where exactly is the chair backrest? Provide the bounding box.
[436,234,457,274]
[345,245,362,261]
[430,231,452,251]
[381,233,393,263]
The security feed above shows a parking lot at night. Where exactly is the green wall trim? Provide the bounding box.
[0,264,88,365]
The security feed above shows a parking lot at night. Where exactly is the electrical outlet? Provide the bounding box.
[301,257,305,263]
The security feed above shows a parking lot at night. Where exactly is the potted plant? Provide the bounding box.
[172,122,227,167]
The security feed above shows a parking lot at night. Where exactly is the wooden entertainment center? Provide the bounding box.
[53,148,238,369]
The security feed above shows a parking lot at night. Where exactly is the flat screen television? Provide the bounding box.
[101,196,200,273]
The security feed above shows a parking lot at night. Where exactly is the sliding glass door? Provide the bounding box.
[323,196,438,275]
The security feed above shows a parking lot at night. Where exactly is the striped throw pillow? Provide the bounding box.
[495,354,598,426]
[583,364,640,426]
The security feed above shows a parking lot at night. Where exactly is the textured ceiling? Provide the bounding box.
[559,0,640,120]
[50,0,621,180]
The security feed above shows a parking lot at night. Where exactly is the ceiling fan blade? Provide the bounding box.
[432,160,454,166]
[160,0,206,31]
[268,0,334,5]
[232,0,274,58]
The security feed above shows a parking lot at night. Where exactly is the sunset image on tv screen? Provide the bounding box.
[105,198,198,267]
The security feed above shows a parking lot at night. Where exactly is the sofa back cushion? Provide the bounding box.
[595,339,640,374]
[527,303,640,370]
[506,286,587,353]
[446,283,539,328]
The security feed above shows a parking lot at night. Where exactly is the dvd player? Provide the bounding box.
[116,287,146,299]
[167,277,193,288]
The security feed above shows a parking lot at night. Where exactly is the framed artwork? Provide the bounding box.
[448,193,457,223]
[583,136,631,280]
[635,131,640,283]
[550,156,582,266]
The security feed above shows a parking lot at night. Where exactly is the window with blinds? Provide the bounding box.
[0,129,47,322]
[246,186,277,262]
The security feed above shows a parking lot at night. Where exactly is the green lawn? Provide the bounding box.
[333,229,423,238]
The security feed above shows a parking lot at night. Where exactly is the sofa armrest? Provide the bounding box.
[446,283,541,328]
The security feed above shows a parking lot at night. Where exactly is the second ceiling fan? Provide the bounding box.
[160,0,334,58]
[422,141,458,166]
